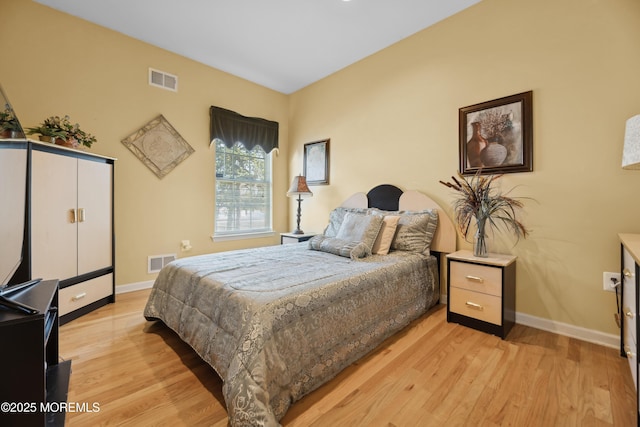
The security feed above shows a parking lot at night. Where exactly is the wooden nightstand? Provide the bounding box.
[280,233,316,244]
[446,250,516,339]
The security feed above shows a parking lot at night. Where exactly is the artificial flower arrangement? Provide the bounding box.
[439,171,529,257]
[27,115,96,148]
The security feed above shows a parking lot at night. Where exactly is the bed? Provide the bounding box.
[143,185,456,426]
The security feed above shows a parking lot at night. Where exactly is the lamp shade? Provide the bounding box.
[622,114,640,169]
[287,175,313,198]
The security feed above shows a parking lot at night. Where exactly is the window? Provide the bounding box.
[214,140,272,237]
[209,106,278,239]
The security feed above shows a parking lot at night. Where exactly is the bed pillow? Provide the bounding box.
[323,207,372,237]
[372,215,400,255]
[391,210,439,255]
[308,235,371,259]
[335,212,384,252]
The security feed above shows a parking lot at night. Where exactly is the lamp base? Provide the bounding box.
[292,229,304,235]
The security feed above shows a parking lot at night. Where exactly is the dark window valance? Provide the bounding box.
[210,106,279,153]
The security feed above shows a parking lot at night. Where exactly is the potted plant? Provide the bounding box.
[440,171,529,257]
[27,115,96,148]
[0,106,24,138]
[25,116,68,144]
[65,121,97,148]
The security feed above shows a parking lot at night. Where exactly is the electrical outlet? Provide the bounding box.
[603,272,621,292]
[181,240,192,252]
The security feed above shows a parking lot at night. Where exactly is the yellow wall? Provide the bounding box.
[289,0,640,335]
[2,0,640,336]
[1,0,289,286]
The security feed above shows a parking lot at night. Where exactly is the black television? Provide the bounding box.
[0,86,39,314]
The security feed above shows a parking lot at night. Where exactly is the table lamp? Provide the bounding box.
[622,115,640,169]
[287,175,313,234]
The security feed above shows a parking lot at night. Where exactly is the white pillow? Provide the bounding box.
[372,215,400,255]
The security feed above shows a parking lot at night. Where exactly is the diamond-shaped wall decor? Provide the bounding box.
[122,115,194,178]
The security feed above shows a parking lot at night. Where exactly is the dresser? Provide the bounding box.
[446,250,516,339]
[13,140,116,325]
[619,233,640,424]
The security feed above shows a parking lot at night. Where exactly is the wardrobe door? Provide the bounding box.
[77,157,112,275]
[31,149,78,281]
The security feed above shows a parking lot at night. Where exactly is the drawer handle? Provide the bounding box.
[72,292,87,302]
[625,345,635,359]
[465,301,484,311]
[465,275,484,283]
[624,268,633,278]
[625,308,634,318]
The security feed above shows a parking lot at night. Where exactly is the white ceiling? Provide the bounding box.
[35,0,480,94]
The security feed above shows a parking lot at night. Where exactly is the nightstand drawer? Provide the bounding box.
[449,287,502,325]
[449,261,502,297]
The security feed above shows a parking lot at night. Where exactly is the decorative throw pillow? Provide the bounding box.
[308,235,370,259]
[392,210,439,255]
[335,212,384,252]
[372,215,400,255]
[323,207,372,237]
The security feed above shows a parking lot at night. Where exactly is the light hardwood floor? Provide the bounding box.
[60,289,636,426]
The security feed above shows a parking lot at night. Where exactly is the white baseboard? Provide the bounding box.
[115,280,154,294]
[515,312,620,349]
[440,294,618,349]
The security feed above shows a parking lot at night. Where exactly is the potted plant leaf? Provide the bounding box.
[0,106,24,138]
[440,171,529,257]
[27,115,96,148]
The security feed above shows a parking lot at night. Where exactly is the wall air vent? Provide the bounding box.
[149,68,178,92]
[148,253,177,274]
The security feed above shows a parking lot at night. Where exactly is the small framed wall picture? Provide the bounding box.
[459,91,533,175]
[304,139,330,185]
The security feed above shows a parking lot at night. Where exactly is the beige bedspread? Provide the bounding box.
[143,242,439,426]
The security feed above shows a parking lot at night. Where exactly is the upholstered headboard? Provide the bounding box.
[341,184,456,254]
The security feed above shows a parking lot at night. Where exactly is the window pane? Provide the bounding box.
[214,141,271,235]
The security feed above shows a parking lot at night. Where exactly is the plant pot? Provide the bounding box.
[39,135,79,148]
[55,138,79,149]
[39,135,55,143]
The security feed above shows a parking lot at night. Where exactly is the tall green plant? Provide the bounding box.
[439,171,529,243]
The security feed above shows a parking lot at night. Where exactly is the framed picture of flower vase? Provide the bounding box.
[459,91,533,175]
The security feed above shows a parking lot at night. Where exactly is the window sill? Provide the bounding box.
[211,231,276,242]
